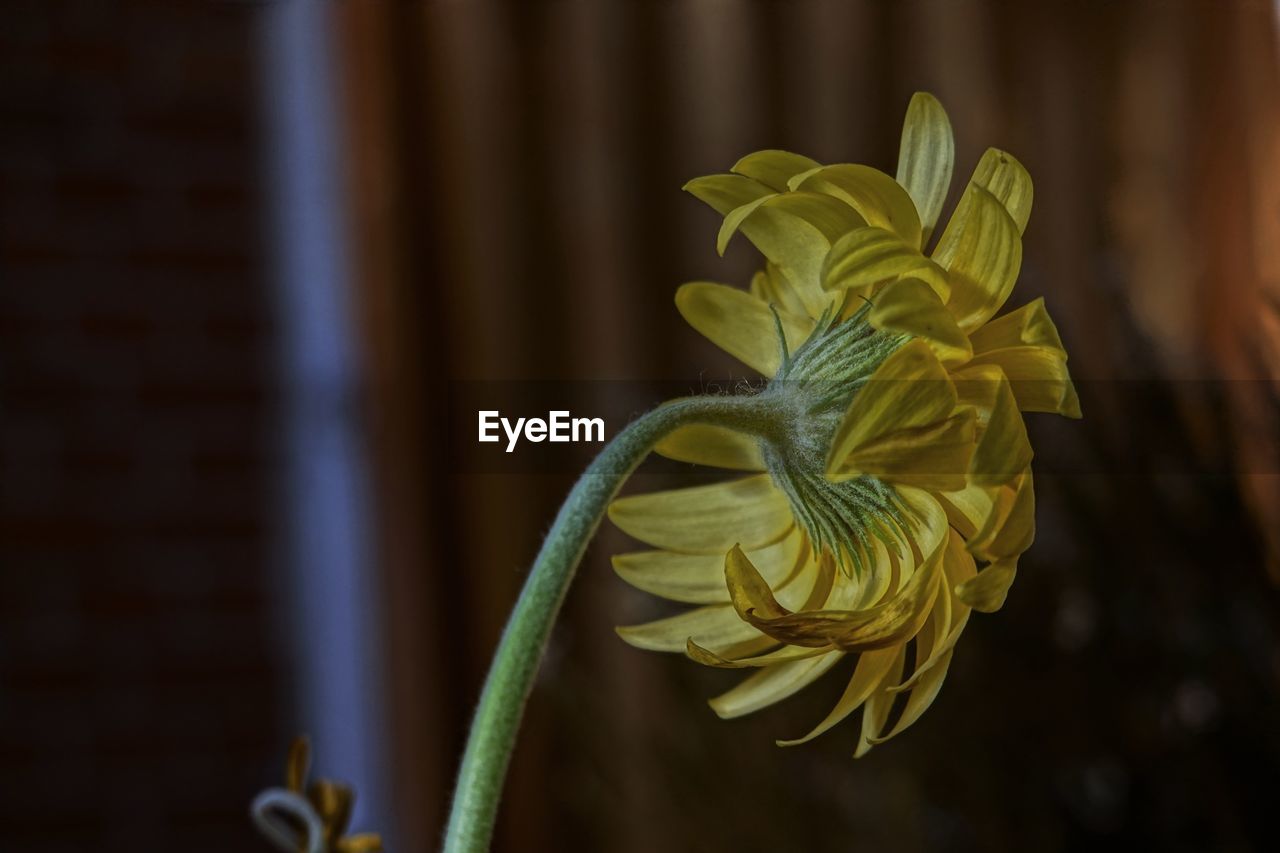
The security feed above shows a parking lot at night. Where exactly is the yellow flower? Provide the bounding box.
[609,93,1080,755]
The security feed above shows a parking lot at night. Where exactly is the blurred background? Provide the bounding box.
[2,0,1279,851]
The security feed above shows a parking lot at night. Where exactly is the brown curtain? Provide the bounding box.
[334,2,1280,850]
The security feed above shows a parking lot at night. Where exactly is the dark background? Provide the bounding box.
[2,1,1279,851]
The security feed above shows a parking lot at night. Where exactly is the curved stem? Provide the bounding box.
[441,394,778,852]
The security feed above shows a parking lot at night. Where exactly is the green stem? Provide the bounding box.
[441,394,778,853]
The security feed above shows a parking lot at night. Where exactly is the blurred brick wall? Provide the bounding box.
[0,3,287,850]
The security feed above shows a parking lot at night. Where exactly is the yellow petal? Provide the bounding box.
[708,651,844,719]
[955,558,1018,612]
[719,543,839,619]
[896,92,954,247]
[615,603,765,653]
[968,345,1082,418]
[655,423,766,471]
[938,471,1035,564]
[731,149,822,192]
[934,480,996,539]
[888,529,974,692]
[686,638,832,669]
[608,474,793,554]
[702,543,861,650]
[912,553,953,662]
[674,281,810,376]
[854,646,907,757]
[825,498,945,651]
[825,339,963,485]
[898,486,954,566]
[827,339,957,462]
[621,543,831,655]
[868,277,972,366]
[683,172,773,216]
[969,297,1065,353]
[850,536,896,610]
[727,192,868,317]
[716,193,776,256]
[821,226,950,301]
[750,262,813,321]
[831,411,977,493]
[775,647,898,746]
[951,363,1033,487]
[612,527,802,604]
[972,147,1033,234]
[724,543,793,623]
[968,470,1036,561]
[790,163,923,248]
[867,648,954,746]
[723,490,947,651]
[933,185,1023,332]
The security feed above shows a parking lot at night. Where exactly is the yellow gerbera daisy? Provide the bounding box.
[609,92,1081,755]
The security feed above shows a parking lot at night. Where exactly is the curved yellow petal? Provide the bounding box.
[827,340,956,462]
[723,489,947,651]
[616,603,765,653]
[612,527,802,604]
[955,558,1018,612]
[933,185,1023,332]
[888,529,975,693]
[674,281,810,376]
[850,537,896,610]
[897,485,954,561]
[968,470,1036,561]
[791,163,923,247]
[968,345,1082,418]
[683,172,773,216]
[821,226,950,301]
[775,647,898,746]
[935,480,997,539]
[693,542,860,651]
[624,544,831,655]
[731,149,822,192]
[654,422,766,471]
[829,481,952,648]
[728,192,868,317]
[831,411,977,493]
[708,651,844,719]
[686,638,832,669]
[952,363,1033,486]
[854,646,907,757]
[608,474,793,554]
[868,276,972,366]
[750,262,814,321]
[972,147,1033,235]
[867,647,954,746]
[970,297,1066,353]
[826,340,970,489]
[717,193,776,256]
[896,92,954,247]
[914,552,954,660]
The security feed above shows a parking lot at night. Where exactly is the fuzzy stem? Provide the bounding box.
[441,395,778,853]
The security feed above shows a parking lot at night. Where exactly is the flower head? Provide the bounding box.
[609,93,1080,754]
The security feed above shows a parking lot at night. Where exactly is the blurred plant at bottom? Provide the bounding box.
[250,736,382,853]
